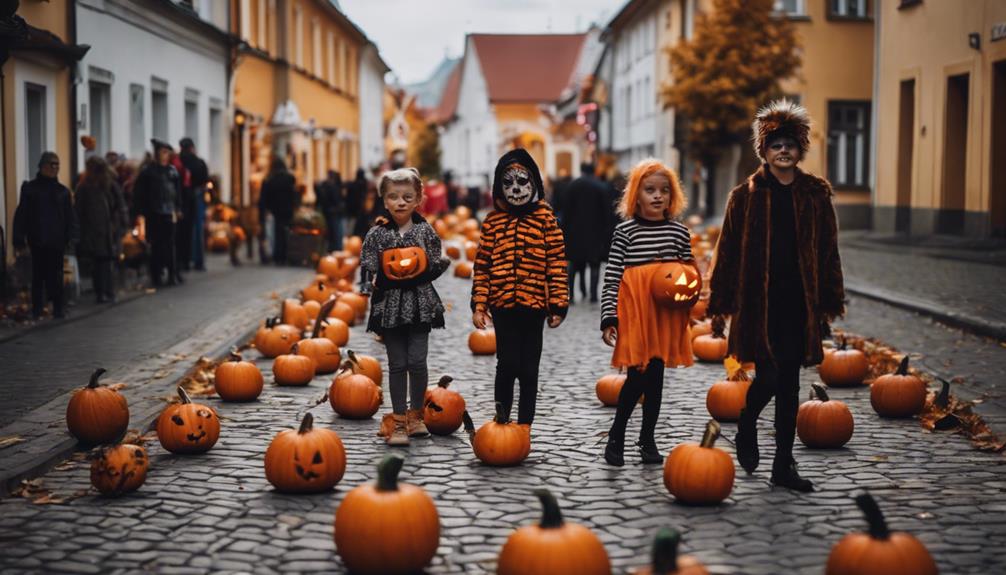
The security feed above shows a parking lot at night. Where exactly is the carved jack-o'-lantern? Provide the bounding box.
[90,443,148,496]
[156,387,221,454]
[381,247,428,280]
[651,261,702,308]
[264,413,346,493]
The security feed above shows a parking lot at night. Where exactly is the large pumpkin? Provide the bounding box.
[631,527,709,575]
[301,280,335,304]
[819,336,869,387]
[797,383,854,448]
[214,350,264,402]
[463,403,531,466]
[66,368,130,445]
[297,299,342,374]
[255,317,301,358]
[469,329,496,355]
[870,356,927,418]
[705,357,751,422]
[497,489,611,575]
[265,413,346,493]
[282,299,309,331]
[454,261,473,278]
[693,333,728,363]
[381,246,428,280]
[90,443,148,496]
[156,387,220,454]
[329,361,382,419]
[334,454,439,575]
[423,375,466,435]
[663,420,734,505]
[274,344,317,386]
[650,261,701,309]
[347,350,383,387]
[825,492,937,575]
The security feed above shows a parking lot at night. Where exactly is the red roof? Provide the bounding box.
[470,34,587,103]
[432,62,463,123]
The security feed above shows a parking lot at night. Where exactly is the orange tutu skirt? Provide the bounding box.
[612,263,694,370]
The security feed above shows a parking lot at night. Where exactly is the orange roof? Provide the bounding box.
[470,33,587,103]
[432,62,463,123]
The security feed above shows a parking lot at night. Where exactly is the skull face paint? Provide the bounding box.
[501,164,534,206]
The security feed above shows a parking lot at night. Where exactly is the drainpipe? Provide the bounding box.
[68,0,80,188]
[868,1,881,231]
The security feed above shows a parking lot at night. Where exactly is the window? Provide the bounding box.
[327,31,336,85]
[89,81,111,155]
[257,0,267,51]
[827,101,870,188]
[294,5,304,68]
[898,0,922,8]
[312,20,322,78]
[773,0,805,16]
[152,78,169,141]
[25,83,46,177]
[830,0,868,19]
[185,91,199,147]
[130,84,145,158]
[339,40,347,90]
[239,0,251,41]
[209,106,222,171]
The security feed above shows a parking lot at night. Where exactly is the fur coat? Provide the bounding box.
[708,165,845,366]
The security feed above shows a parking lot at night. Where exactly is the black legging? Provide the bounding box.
[492,307,545,424]
[609,358,665,445]
[743,359,802,469]
[568,260,600,301]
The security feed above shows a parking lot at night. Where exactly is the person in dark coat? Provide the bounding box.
[75,156,128,303]
[12,152,78,318]
[258,157,297,265]
[444,170,460,211]
[561,163,610,303]
[315,170,344,251]
[345,168,368,238]
[134,139,183,287]
[178,138,210,271]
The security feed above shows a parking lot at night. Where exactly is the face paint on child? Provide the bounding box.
[636,173,672,221]
[501,164,535,206]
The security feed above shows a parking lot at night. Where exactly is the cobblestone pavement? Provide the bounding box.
[2,265,1005,574]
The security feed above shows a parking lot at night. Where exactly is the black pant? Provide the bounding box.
[568,260,600,301]
[89,256,115,300]
[492,307,545,424]
[273,217,290,265]
[176,214,193,270]
[741,359,802,470]
[609,359,664,445]
[30,246,64,317]
[383,324,430,415]
[148,214,177,285]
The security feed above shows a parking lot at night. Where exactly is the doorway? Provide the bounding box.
[940,73,969,234]
[896,79,915,232]
[992,61,1006,238]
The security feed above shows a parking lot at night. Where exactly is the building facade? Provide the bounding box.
[873,0,1006,238]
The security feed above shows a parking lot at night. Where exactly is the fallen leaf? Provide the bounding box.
[32,494,65,505]
[0,436,25,449]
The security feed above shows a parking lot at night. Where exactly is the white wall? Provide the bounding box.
[441,39,498,188]
[610,8,660,172]
[358,45,386,172]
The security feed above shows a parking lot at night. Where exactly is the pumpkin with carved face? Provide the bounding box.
[90,443,148,496]
[651,262,702,308]
[265,413,346,493]
[381,247,428,280]
[156,387,220,454]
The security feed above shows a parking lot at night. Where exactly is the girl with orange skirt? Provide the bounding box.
[600,160,696,466]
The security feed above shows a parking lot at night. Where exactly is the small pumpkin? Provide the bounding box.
[454,261,473,278]
[596,373,627,407]
[347,350,383,387]
[302,280,336,304]
[464,240,478,261]
[797,383,854,448]
[339,292,368,321]
[303,300,322,320]
[90,443,148,496]
[462,402,531,466]
[214,350,264,402]
[331,301,356,326]
[318,253,352,280]
[689,298,708,320]
[297,299,342,374]
[433,219,450,239]
[825,492,937,575]
[282,298,309,330]
[819,336,869,387]
[344,235,363,256]
[445,244,462,260]
[265,413,346,493]
[468,328,496,355]
[255,317,301,358]
[497,489,611,575]
[423,375,466,435]
[334,454,439,575]
[631,527,708,575]
[651,261,702,308]
[381,246,429,280]
[66,368,130,445]
[705,357,751,423]
[329,361,382,419]
[274,343,317,386]
[455,206,472,220]
[663,420,734,505]
[871,356,927,418]
[690,320,712,340]
[693,333,727,363]
[156,387,220,454]
[317,317,350,347]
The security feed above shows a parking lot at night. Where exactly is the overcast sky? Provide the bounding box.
[339,0,624,85]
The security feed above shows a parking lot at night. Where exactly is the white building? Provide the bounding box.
[358,43,390,173]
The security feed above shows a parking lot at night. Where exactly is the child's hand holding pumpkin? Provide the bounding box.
[602,326,617,347]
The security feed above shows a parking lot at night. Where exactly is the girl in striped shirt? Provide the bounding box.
[600,159,696,466]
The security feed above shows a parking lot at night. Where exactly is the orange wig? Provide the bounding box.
[617,159,687,220]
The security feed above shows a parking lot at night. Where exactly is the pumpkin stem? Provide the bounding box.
[493,401,511,424]
[534,489,565,529]
[177,387,193,404]
[298,412,314,434]
[935,378,951,409]
[228,348,242,362]
[347,350,361,366]
[855,492,891,540]
[290,342,300,355]
[650,527,681,573]
[837,335,847,350]
[810,383,830,402]
[88,368,107,388]
[895,355,910,376]
[375,454,404,492]
[461,410,476,439]
[699,420,721,449]
[312,299,337,339]
[437,375,453,389]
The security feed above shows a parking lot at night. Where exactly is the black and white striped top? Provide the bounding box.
[600,217,694,329]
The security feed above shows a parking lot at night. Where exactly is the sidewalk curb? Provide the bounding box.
[845,281,1006,342]
[0,289,148,345]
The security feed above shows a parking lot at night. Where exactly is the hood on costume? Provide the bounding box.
[492,148,544,211]
[751,99,811,161]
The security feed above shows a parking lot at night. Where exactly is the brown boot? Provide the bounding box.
[387,414,410,446]
[407,409,430,437]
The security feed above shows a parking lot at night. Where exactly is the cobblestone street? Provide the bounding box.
[1,263,1005,574]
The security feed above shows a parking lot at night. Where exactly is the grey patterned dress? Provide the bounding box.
[359,213,449,334]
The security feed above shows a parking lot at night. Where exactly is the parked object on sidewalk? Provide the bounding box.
[347,350,382,387]
[273,344,316,386]
[255,317,301,358]
[595,373,627,407]
[693,333,728,363]
[496,489,611,575]
[797,383,854,448]
[462,403,531,466]
[264,413,346,494]
[329,360,382,419]
[422,375,466,435]
[156,387,220,454]
[334,454,440,575]
[90,443,148,496]
[630,527,708,575]
[214,350,263,402]
[871,356,927,419]
[819,337,869,387]
[66,368,129,445]
[468,328,496,355]
[706,357,751,423]
[825,492,937,575]
[663,420,734,505]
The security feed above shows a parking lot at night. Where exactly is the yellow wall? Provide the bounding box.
[494,103,543,125]
[234,53,278,119]
[287,70,359,130]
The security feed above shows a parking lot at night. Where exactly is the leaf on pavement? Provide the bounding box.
[0,435,25,449]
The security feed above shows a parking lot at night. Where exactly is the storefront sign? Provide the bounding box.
[993,22,1006,42]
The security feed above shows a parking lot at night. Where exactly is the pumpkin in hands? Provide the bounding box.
[651,261,702,308]
[214,350,264,402]
[819,336,868,387]
[265,413,346,493]
[329,361,382,419]
[274,344,316,386]
[66,368,130,445]
[382,246,429,280]
[462,402,531,466]
[90,443,148,496]
[468,329,496,355]
[422,375,466,435]
[871,356,927,418]
[631,527,708,575]
[156,387,220,454]
[705,357,751,423]
[797,383,854,448]
[663,420,734,505]
[825,492,937,575]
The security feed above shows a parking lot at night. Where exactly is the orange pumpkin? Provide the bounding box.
[433,219,449,239]
[302,280,336,304]
[329,361,382,419]
[705,357,751,422]
[339,292,368,321]
[90,443,148,496]
[422,375,466,435]
[334,454,439,575]
[214,350,264,402]
[445,244,462,260]
[331,301,356,326]
[464,240,478,261]
[825,492,937,575]
[303,300,322,320]
[693,333,728,363]
[318,254,352,281]
[797,383,854,448]
[819,336,869,387]
[347,350,383,387]
[274,343,317,386]
[381,246,429,280]
[631,527,709,575]
[663,420,734,505]
[690,320,712,340]
[463,403,531,466]
[690,298,708,320]
[317,317,350,347]
[156,387,220,454]
[497,489,610,575]
[66,368,130,445]
[455,206,472,220]
[870,356,927,418]
[296,300,342,374]
[344,235,363,256]
[454,261,473,278]
[282,299,309,330]
[596,373,627,407]
[256,317,301,358]
[265,413,346,493]
[468,329,496,355]
[651,261,702,308]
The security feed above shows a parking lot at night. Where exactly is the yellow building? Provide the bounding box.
[1,1,88,259]
[873,0,1006,238]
